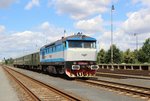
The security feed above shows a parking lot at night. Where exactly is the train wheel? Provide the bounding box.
[38,65,42,71]
[57,67,65,74]
[42,66,47,73]
[47,66,57,74]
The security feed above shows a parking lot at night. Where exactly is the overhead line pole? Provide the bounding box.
[111,5,115,64]
[134,33,138,50]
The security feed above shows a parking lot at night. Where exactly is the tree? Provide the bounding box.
[141,38,150,63]
[133,49,139,63]
[123,49,135,63]
[97,49,106,64]
[136,38,150,63]
[137,49,146,63]
[104,45,122,64]
[120,51,124,63]
[4,58,14,64]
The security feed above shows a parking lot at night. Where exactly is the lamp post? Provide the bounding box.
[111,5,115,64]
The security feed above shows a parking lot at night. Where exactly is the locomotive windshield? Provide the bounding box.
[68,41,96,48]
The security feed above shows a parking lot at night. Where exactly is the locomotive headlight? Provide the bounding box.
[90,65,99,70]
[72,65,80,70]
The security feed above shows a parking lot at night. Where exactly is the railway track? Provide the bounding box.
[76,79,150,100]
[3,66,85,101]
[96,72,150,80]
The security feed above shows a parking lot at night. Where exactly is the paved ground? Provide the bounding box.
[0,66,19,101]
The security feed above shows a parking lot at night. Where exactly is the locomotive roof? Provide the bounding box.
[41,33,96,49]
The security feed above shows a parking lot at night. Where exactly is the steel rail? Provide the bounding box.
[3,67,40,101]
[96,72,150,80]
[76,79,150,99]
[4,66,84,101]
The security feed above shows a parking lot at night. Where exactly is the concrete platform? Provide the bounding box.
[0,66,19,101]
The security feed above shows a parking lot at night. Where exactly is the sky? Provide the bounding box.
[0,0,150,60]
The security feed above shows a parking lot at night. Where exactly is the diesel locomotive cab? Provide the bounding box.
[64,38,99,77]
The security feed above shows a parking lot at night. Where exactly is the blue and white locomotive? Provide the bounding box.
[40,33,99,77]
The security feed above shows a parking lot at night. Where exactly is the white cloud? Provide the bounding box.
[25,0,40,10]
[71,0,149,51]
[114,31,150,51]
[41,22,50,30]
[110,1,150,51]
[123,8,150,34]
[40,21,65,36]
[98,31,111,50]
[0,22,65,60]
[132,0,150,6]
[51,0,111,20]
[97,3,149,51]
[0,25,5,33]
[0,31,44,59]
[0,0,16,8]
[75,15,104,33]
[98,29,141,51]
